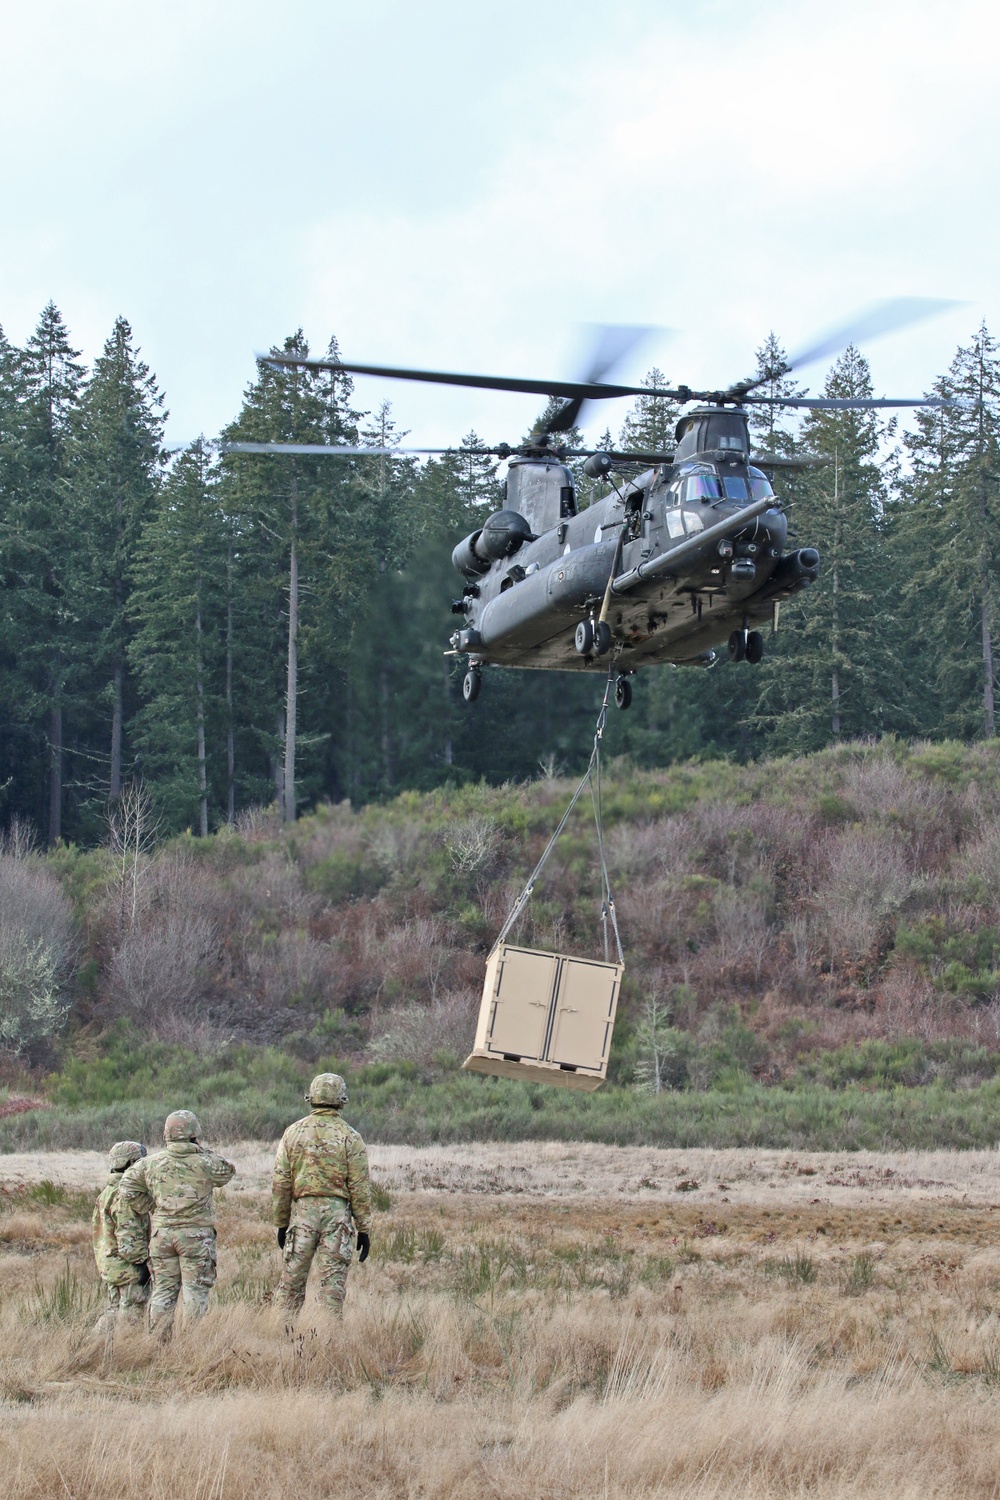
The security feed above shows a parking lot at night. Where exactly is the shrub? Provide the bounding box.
[0,933,68,1053]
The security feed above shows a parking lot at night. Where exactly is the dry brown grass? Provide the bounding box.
[6,1147,1000,1497]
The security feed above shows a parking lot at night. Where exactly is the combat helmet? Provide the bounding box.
[306,1073,348,1109]
[109,1140,147,1172]
[163,1109,202,1141]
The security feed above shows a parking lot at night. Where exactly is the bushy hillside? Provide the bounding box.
[5,736,1000,1131]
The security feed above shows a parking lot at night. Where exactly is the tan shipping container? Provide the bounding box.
[463,942,623,1091]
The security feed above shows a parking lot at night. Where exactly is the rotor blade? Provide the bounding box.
[256,351,677,404]
[579,323,659,384]
[219,442,461,457]
[751,451,828,471]
[744,396,947,410]
[783,298,960,375]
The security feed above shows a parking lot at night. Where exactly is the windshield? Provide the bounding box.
[722,475,748,501]
[748,467,774,502]
[683,472,722,502]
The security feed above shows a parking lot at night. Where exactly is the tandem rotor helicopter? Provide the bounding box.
[224,299,954,712]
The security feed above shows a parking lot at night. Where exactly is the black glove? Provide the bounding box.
[136,1262,151,1287]
[277,1227,287,1250]
[356,1232,370,1263]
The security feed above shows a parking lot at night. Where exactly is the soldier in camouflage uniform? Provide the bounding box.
[272,1073,372,1316]
[115,1109,236,1336]
[91,1139,151,1333]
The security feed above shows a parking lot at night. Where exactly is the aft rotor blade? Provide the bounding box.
[256,351,672,403]
[744,395,948,410]
[219,441,457,457]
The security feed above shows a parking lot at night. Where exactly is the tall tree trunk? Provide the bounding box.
[225,540,235,824]
[110,651,124,800]
[380,660,394,790]
[442,658,453,768]
[47,683,62,845]
[980,469,996,737]
[282,474,298,823]
[831,456,841,739]
[975,344,995,738]
[195,583,208,837]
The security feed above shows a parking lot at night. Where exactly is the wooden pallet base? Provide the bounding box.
[462,1051,605,1091]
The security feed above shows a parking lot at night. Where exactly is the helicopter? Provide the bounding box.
[226,299,955,711]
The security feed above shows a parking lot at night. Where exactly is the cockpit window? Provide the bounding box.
[748,467,774,502]
[717,434,744,451]
[683,472,722,502]
[722,475,749,501]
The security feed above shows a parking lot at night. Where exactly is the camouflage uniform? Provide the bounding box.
[116,1111,235,1334]
[91,1140,150,1332]
[273,1074,372,1316]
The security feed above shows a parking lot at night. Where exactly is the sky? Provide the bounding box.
[0,0,995,451]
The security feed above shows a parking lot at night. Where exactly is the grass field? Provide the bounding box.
[5,1142,1000,1497]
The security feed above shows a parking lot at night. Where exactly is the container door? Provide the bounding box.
[487,946,558,1060]
[546,958,621,1072]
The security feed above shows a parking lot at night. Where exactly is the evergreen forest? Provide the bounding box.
[2,304,1000,846]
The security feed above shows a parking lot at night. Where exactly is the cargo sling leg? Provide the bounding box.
[464,671,624,1090]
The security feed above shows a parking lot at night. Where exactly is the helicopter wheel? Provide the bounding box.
[745,630,765,665]
[575,619,595,655]
[594,621,612,656]
[462,667,482,703]
[728,629,747,663]
[614,675,633,711]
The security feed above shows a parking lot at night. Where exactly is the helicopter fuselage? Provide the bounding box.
[450,411,820,675]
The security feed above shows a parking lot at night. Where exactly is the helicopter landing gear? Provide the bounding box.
[462,666,482,703]
[728,628,765,665]
[614,675,633,711]
[576,619,613,657]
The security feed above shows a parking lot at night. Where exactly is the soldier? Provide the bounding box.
[272,1072,372,1317]
[91,1139,151,1333]
[115,1109,235,1337]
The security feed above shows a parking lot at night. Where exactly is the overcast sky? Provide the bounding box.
[0,0,993,449]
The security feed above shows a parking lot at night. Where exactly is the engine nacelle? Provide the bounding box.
[452,531,491,577]
[475,509,533,561]
[773,547,820,588]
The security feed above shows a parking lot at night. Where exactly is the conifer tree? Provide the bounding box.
[742,333,804,456]
[129,440,227,834]
[219,332,358,821]
[891,325,1000,738]
[750,346,893,752]
[0,305,86,839]
[617,369,679,455]
[72,317,165,806]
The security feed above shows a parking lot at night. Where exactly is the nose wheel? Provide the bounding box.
[728,628,764,665]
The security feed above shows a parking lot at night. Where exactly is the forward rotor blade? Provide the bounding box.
[256,351,673,404]
[738,297,960,398]
[783,297,960,375]
[744,395,947,410]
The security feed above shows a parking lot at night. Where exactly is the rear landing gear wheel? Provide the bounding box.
[594,620,612,656]
[575,619,594,655]
[614,675,633,711]
[462,667,482,703]
[728,629,747,663]
[745,630,765,665]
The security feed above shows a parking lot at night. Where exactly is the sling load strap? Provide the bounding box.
[493,668,624,965]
